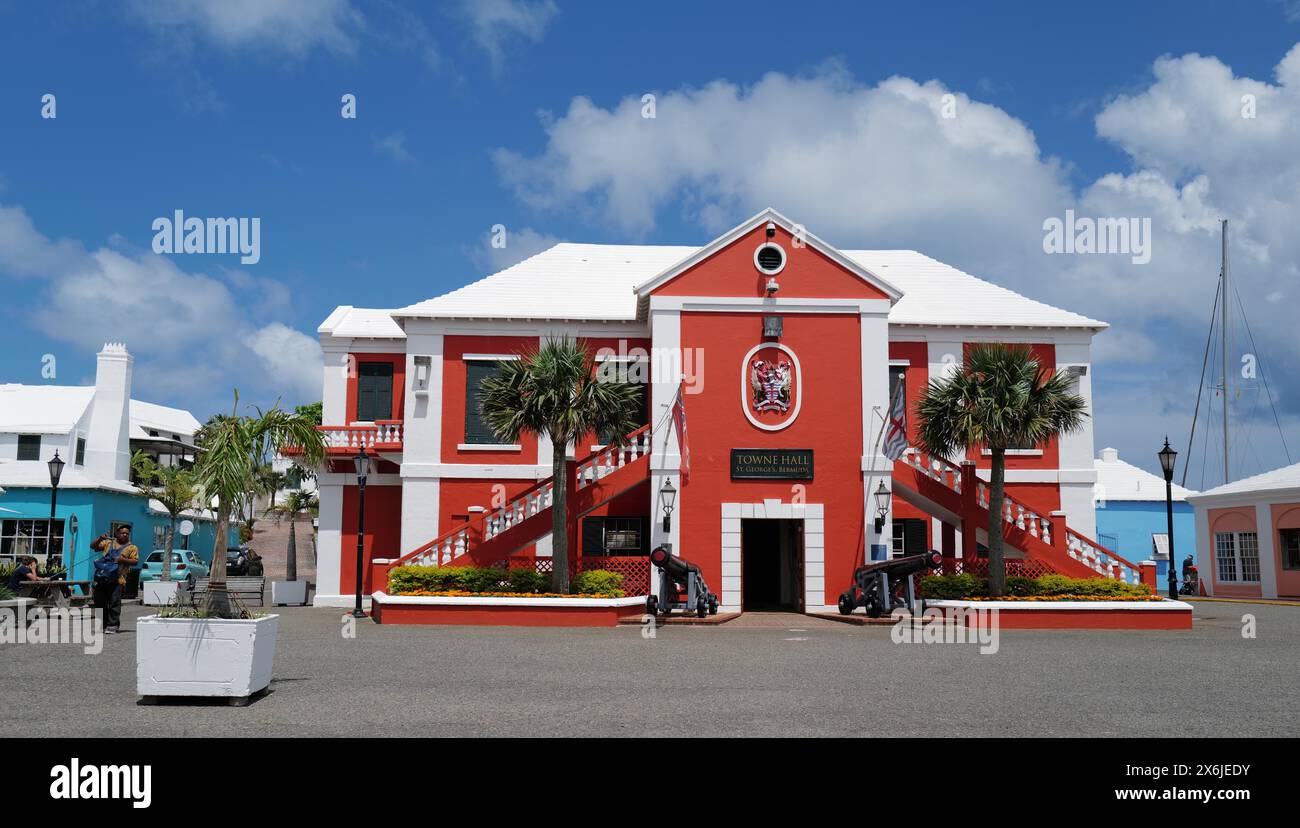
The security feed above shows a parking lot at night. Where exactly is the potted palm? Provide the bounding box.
[131,451,201,606]
[917,344,1086,596]
[478,337,642,591]
[135,393,325,704]
[271,489,317,606]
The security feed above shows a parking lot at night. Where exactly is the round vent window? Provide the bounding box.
[754,242,786,275]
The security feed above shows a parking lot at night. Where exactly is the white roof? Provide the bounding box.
[130,400,200,441]
[1187,461,1300,502]
[0,385,94,433]
[381,243,1105,330]
[0,460,135,493]
[319,305,407,338]
[1095,447,1195,502]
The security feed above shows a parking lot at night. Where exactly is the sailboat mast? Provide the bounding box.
[1221,219,1230,484]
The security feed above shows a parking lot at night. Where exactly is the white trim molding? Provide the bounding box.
[720,502,827,614]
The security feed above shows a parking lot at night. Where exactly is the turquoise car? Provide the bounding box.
[138,550,210,586]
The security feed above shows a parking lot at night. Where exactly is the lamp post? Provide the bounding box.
[1157,437,1179,600]
[352,447,369,618]
[660,478,676,533]
[872,480,890,535]
[47,451,65,567]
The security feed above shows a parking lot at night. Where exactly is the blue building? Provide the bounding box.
[0,343,216,582]
[1094,447,1197,584]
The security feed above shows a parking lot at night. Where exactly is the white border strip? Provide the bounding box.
[925,599,1193,611]
[372,591,646,608]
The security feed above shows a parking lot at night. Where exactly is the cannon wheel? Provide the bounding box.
[837,592,855,615]
[707,596,719,615]
[864,591,884,619]
[645,595,657,615]
[696,597,708,618]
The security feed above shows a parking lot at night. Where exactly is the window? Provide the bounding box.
[1215,531,1260,582]
[1281,528,1300,571]
[0,518,65,563]
[17,434,41,461]
[597,383,649,445]
[356,361,395,422]
[888,365,906,410]
[754,242,786,275]
[464,361,505,444]
[581,516,648,556]
[75,436,86,465]
[891,518,927,558]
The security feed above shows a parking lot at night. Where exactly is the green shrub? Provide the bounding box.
[507,568,550,594]
[570,569,625,597]
[388,564,546,595]
[919,573,986,599]
[0,584,14,601]
[1004,576,1042,596]
[920,572,1150,599]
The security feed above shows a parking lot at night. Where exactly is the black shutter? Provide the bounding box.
[464,362,503,443]
[356,362,393,422]
[904,519,928,557]
[581,517,605,555]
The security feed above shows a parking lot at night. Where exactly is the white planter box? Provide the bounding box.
[271,580,309,606]
[142,580,188,606]
[136,614,279,701]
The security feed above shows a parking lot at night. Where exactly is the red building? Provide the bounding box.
[308,209,1140,612]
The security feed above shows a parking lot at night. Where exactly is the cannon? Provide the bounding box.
[647,545,719,618]
[837,549,943,617]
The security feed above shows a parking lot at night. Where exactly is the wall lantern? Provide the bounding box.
[873,480,890,534]
[660,478,677,533]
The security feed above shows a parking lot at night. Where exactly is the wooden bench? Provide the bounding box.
[191,577,266,607]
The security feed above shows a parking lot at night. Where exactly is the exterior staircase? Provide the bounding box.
[893,447,1145,585]
[385,426,653,575]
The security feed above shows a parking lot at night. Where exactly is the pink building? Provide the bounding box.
[1186,463,1300,600]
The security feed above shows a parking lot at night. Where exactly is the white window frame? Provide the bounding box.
[1214,530,1260,583]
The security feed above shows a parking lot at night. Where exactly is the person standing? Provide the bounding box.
[91,526,138,634]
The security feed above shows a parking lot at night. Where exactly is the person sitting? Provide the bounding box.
[6,555,43,593]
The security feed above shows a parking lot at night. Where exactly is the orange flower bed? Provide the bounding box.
[396,589,625,599]
[962,594,1166,602]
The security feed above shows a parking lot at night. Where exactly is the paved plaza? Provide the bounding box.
[2,600,1295,737]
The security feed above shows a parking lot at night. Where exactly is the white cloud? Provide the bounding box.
[127,0,364,58]
[374,131,414,163]
[493,48,1300,478]
[465,226,564,272]
[456,0,559,68]
[0,203,323,410]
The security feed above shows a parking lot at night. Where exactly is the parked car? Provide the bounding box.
[138,550,210,586]
[226,547,264,577]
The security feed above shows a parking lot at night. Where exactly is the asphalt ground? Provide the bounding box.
[2,600,1294,737]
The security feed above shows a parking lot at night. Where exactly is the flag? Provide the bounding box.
[882,379,909,461]
[671,382,690,481]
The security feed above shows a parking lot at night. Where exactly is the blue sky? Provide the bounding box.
[2,0,1300,484]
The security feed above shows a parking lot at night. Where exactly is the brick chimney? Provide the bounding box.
[84,343,133,482]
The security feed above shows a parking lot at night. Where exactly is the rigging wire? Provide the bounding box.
[1231,277,1292,465]
[1183,275,1221,488]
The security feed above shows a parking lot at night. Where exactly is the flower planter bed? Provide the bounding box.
[923,599,1193,629]
[136,614,279,702]
[370,591,647,627]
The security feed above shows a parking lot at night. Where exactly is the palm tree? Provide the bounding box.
[276,489,318,583]
[916,344,1087,596]
[479,338,643,592]
[130,452,199,583]
[194,392,326,617]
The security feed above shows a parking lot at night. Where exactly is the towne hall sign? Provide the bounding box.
[730,449,814,479]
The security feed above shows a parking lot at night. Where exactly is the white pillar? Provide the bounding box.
[1255,502,1278,599]
[313,478,345,606]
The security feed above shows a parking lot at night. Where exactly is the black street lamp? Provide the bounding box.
[352,447,369,618]
[660,478,676,533]
[873,480,890,534]
[47,451,65,566]
[1157,437,1179,600]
